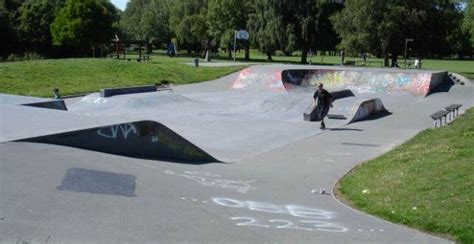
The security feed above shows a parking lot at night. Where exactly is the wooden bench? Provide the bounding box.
[142,54,150,61]
[445,104,462,121]
[430,110,449,128]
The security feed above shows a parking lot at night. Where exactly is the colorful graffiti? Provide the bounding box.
[234,68,442,96]
[232,68,285,92]
[300,70,433,96]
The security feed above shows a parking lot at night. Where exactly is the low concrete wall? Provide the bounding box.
[100,85,156,97]
[282,69,446,96]
[20,120,219,163]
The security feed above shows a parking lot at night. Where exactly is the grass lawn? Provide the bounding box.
[336,108,474,243]
[0,54,246,98]
[1,49,472,97]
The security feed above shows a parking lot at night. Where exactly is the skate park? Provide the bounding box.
[1,64,473,243]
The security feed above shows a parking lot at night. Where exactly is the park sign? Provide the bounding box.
[236,30,249,40]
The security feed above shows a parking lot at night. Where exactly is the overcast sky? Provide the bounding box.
[111,0,128,11]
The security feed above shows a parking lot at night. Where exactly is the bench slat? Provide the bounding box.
[430,110,449,120]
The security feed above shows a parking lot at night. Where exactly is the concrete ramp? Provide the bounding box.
[282,69,447,96]
[304,96,388,123]
[22,100,68,111]
[232,66,446,96]
[20,120,219,163]
[349,98,388,123]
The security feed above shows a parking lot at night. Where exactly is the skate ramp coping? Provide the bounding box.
[20,120,220,164]
[101,85,157,97]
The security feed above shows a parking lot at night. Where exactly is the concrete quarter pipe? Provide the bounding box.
[20,120,219,163]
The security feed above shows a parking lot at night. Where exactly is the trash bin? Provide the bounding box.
[193,58,199,67]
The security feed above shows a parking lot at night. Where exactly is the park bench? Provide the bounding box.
[445,104,462,121]
[142,54,150,61]
[430,110,449,128]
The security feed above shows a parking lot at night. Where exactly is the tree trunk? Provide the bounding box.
[228,47,232,58]
[383,52,389,67]
[391,52,398,67]
[244,40,250,61]
[300,47,308,64]
[266,52,272,61]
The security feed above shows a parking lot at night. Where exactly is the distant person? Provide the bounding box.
[340,49,345,65]
[312,83,333,129]
[414,58,421,69]
[53,88,61,100]
[167,43,176,57]
[362,52,368,63]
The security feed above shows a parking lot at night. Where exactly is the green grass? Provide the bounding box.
[1,49,472,97]
[0,54,246,97]
[337,108,474,243]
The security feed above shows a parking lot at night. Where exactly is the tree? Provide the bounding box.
[207,0,250,60]
[464,0,474,53]
[247,0,285,60]
[425,0,470,58]
[332,0,431,66]
[17,0,65,56]
[0,0,23,57]
[169,0,209,54]
[120,0,172,48]
[270,0,341,63]
[51,0,117,56]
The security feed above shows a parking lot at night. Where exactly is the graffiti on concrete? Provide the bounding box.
[164,170,256,193]
[97,123,138,139]
[212,197,348,232]
[233,68,285,92]
[302,70,432,95]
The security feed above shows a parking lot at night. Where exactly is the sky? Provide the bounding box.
[111,0,128,11]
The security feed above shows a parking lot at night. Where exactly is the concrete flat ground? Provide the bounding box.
[1,65,473,243]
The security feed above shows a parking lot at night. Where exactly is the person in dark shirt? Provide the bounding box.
[312,83,333,129]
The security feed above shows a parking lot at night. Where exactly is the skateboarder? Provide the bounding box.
[312,83,333,129]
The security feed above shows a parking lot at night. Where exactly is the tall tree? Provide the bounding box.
[120,0,172,47]
[0,0,23,57]
[332,0,431,66]
[247,0,285,60]
[51,0,117,56]
[207,0,250,60]
[17,0,65,56]
[169,0,209,54]
[464,0,474,53]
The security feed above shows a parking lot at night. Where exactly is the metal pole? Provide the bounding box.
[233,31,237,62]
[404,39,408,68]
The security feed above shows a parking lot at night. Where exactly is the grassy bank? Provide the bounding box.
[0,56,245,97]
[337,108,474,243]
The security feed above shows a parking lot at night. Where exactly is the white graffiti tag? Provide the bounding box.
[212,197,348,232]
[164,170,256,193]
[97,123,138,139]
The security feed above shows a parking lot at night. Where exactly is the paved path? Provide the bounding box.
[1,65,473,243]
